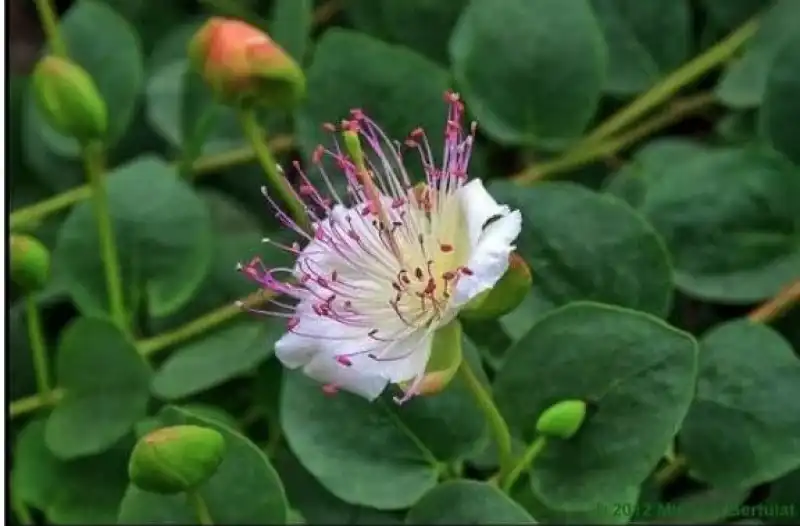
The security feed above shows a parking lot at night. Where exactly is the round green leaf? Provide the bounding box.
[269,0,313,63]
[13,419,131,524]
[346,0,469,64]
[45,317,151,459]
[490,181,674,318]
[280,345,488,509]
[406,481,536,524]
[450,0,607,147]
[680,320,800,488]
[763,468,800,524]
[53,156,214,319]
[274,446,404,525]
[25,0,143,157]
[603,138,708,208]
[512,478,638,524]
[152,320,283,400]
[118,405,288,524]
[759,30,800,165]
[494,302,698,510]
[591,0,691,95]
[636,147,800,303]
[715,0,800,108]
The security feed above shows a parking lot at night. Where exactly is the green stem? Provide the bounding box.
[83,142,127,333]
[11,488,34,526]
[458,360,514,486]
[9,388,64,417]
[25,296,51,399]
[186,490,214,525]
[583,17,759,146]
[514,93,715,183]
[33,0,68,57]
[653,455,688,487]
[238,109,310,231]
[501,436,547,493]
[9,136,291,231]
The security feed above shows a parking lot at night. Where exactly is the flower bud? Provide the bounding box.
[461,252,532,320]
[32,56,108,142]
[128,425,225,495]
[189,17,305,109]
[536,399,587,439]
[400,320,463,397]
[10,234,51,292]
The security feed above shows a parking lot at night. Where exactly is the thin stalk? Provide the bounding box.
[583,17,759,146]
[238,109,310,231]
[33,0,68,57]
[458,360,514,486]
[186,490,214,525]
[501,436,547,493]
[25,296,51,400]
[83,142,127,333]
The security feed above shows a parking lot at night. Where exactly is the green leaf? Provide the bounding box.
[715,0,799,108]
[634,147,800,303]
[345,0,469,64]
[490,181,674,318]
[450,0,607,147]
[25,0,143,158]
[494,302,698,510]
[406,481,536,523]
[680,320,800,488]
[13,419,131,524]
[591,0,691,95]
[701,0,768,32]
[151,320,283,400]
[45,317,151,459]
[53,156,214,319]
[763,468,800,524]
[759,30,800,165]
[274,446,404,524]
[269,0,313,63]
[280,343,488,509]
[603,137,708,208]
[117,405,288,524]
[296,29,488,187]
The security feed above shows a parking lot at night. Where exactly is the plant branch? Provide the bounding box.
[25,296,52,400]
[33,0,68,57]
[512,93,715,184]
[747,280,800,324]
[458,360,515,487]
[9,136,292,230]
[501,436,547,493]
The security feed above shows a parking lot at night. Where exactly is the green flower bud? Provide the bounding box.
[399,319,463,397]
[536,399,587,439]
[10,234,51,292]
[128,425,225,495]
[32,56,108,142]
[189,17,306,109]
[461,252,532,320]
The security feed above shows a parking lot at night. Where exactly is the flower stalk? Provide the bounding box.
[83,141,128,333]
[25,297,52,402]
[238,109,310,231]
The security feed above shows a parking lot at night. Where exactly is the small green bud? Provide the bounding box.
[536,399,587,439]
[128,425,225,495]
[10,234,51,292]
[399,319,463,397]
[32,56,108,142]
[461,252,532,320]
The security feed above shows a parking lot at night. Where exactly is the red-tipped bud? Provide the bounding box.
[188,17,305,109]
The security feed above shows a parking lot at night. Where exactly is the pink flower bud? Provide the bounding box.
[189,17,305,108]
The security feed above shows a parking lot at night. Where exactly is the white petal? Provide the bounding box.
[449,210,522,310]
[350,330,433,383]
[303,353,389,400]
[456,179,511,249]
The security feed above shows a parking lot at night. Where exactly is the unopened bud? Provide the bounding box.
[461,252,531,320]
[189,17,305,109]
[400,320,463,397]
[536,399,587,439]
[32,56,107,142]
[128,425,225,495]
[10,234,50,292]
